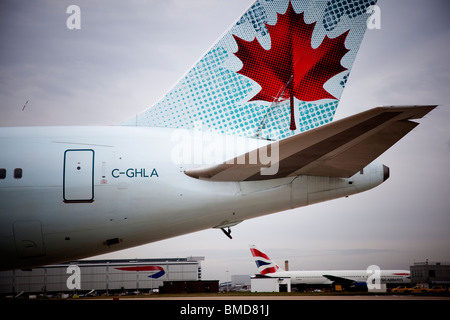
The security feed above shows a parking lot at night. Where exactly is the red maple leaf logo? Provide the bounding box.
[233,2,349,130]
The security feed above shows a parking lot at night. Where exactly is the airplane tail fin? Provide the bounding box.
[121,0,377,141]
[249,245,282,275]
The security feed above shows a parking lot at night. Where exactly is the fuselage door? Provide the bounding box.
[63,149,94,202]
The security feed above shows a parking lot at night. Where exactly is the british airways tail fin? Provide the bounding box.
[249,245,282,275]
[121,0,377,140]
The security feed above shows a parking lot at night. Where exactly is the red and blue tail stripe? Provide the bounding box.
[249,245,280,275]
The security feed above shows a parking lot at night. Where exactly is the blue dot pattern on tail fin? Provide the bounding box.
[120,0,376,141]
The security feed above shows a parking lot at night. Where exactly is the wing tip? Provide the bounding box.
[372,105,437,121]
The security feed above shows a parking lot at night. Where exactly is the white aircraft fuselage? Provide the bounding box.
[263,269,411,285]
[0,126,386,270]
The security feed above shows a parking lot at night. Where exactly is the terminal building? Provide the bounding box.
[0,256,204,296]
[410,261,450,287]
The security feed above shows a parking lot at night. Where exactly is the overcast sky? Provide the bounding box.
[1,0,449,283]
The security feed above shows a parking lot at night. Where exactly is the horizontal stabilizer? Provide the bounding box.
[185,105,437,181]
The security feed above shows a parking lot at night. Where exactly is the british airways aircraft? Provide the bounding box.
[249,245,411,290]
[0,0,435,271]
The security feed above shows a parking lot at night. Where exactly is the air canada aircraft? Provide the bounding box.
[249,245,411,290]
[0,0,436,271]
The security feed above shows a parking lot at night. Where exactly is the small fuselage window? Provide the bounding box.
[14,168,23,179]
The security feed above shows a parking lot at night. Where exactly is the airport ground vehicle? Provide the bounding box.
[410,286,427,294]
[391,286,411,294]
[423,286,446,294]
[391,285,447,294]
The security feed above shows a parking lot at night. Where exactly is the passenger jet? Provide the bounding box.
[250,245,411,290]
[0,0,436,271]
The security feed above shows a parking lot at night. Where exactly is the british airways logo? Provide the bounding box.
[115,266,165,279]
[250,247,279,275]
